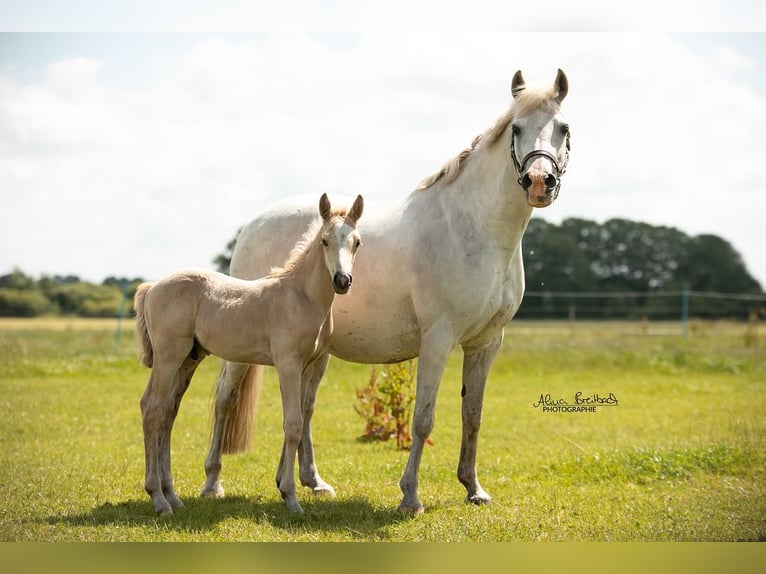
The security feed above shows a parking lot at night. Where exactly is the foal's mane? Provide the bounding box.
[416,87,562,192]
[269,208,351,277]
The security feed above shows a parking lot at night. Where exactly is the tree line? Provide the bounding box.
[1,217,762,319]
[516,217,764,319]
[0,270,143,317]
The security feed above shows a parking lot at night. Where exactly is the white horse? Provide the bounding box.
[135,193,363,514]
[203,69,571,515]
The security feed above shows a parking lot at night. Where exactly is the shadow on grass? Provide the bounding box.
[45,494,409,540]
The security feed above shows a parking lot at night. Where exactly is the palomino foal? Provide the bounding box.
[134,193,363,514]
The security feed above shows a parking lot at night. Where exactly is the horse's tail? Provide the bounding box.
[133,282,155,368]
[221,364,264,454]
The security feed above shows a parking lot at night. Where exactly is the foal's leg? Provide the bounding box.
[158,349,205,509]
[202,361,251,498]
[274,356,305,513]
[139,339,194,515]
[297,353,336,496]
[141,370,173,515]
[458,331,503,506]
[398,325,455,515]
[140,359,187,515]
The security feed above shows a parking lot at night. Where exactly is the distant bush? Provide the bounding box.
[0,288,56,317]
[0,269,143,317]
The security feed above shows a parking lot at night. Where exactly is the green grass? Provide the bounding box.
[0,318,764,541]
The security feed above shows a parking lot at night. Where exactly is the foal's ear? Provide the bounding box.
[319,193,332,221]
[511,70,526,98]
[347,194,364,225]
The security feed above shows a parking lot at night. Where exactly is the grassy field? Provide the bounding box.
[0,317,764,542]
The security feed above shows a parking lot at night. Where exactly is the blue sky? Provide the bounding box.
[1,4,765,289]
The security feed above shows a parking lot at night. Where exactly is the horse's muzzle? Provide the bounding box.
[333,272,352,294]
[520,171,558,207]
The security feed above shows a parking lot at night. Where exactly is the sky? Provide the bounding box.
[1,3,765,290]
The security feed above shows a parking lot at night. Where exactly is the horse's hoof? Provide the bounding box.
[286,501,304,514]
[397,501,425,516]
[312,485,336,497]
[200,484,225,498]
[466,494,492,506]
[166,494,185,509]
[156,506,174,516]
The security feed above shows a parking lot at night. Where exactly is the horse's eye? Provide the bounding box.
[511,124,521,136]
[355,239,362,249]
[560,124,570,135]
[322,239,328,247]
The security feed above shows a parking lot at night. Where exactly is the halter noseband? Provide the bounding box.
[510,130,570,201]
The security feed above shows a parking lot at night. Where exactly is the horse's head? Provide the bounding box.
[509,69,570,208]
[318,193,364,294]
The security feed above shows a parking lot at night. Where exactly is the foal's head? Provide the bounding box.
[318,193,364,295]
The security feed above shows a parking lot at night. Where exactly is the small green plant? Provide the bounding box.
[354,360,416,450]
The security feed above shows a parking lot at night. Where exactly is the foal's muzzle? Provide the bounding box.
[333,272,352,294]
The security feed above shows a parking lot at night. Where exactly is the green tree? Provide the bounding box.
[518,217,762,319]
[213,228,242,274]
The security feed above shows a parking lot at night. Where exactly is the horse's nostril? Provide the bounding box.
[544,173,558,189]
[333,272,351,291]
[520,174,532,190]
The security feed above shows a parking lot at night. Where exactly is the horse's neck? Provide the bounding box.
[287,235,335,311]
[427,134,533,255]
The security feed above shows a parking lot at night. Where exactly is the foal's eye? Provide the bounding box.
[321,239,328,247]
[560,124,570,135]
[511,124,521,136]
[355,239,362,249]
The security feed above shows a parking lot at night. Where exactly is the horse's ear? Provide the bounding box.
[511,70,526,98]
[554,68,568,102]
[319,193,332,221]
[347,194,364,225]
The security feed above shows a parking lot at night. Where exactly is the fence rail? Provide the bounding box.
[518,289,766,336]
[525,290,766,301]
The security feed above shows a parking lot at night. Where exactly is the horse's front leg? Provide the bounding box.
[274,357,304,513]
[202,361,252,498]
[398,325,455,515]
[297,353,336,497]
[458,330,503,506]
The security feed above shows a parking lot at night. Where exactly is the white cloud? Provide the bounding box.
[1,33,765,289]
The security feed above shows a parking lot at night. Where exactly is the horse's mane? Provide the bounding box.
[416,87,562,192]
[268,208,350,277]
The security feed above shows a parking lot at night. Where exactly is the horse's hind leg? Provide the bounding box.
[457,331,503,506]
[158,348,205,509]
[139,340,197,515]
[140,364,181,515]
[297,353,336,496]
[202,361,251,498]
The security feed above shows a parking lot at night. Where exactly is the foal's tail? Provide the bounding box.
[133,282,155,368]
[221,364,264,454]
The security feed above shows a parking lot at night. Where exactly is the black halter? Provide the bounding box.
[510,130,570,200]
